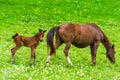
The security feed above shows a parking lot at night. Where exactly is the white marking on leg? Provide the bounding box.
[67,56,72,65]
[46,55,51,63]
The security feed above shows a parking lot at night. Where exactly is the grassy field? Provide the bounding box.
[0,0,120,80]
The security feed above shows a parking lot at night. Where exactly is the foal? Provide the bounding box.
[11,29,46,65]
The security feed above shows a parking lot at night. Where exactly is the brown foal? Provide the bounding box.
[11,29,46,65]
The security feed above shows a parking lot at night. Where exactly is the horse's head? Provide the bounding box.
[38,29,47,42]
[106,44,115,63]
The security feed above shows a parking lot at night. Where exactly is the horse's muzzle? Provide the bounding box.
[111,61,115,64]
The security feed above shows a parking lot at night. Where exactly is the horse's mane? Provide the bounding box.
[88,23,103,31]
[88,23,112,48]
[88,23,107,37]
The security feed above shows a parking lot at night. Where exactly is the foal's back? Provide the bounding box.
[58,23,104,48]
[14,35,38,47]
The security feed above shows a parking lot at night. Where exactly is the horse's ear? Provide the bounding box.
[39,29,42,32]
[43,30,47,33]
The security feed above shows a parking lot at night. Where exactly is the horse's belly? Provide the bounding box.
[72,44,89,48]
[72,41,91,48]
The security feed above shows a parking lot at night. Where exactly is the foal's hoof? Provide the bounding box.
[92,63,96,66]
[12,61,15,65]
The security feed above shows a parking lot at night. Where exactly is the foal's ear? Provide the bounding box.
[39,29,42,32]
[112,44,115,48]
[43,30,47,33]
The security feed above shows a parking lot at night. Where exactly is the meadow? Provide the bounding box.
[0,0,120,80]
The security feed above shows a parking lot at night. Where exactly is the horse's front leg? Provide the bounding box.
[30,47,36,66]
[64,42,72,65]
[11,46,21,64]
[90,41,100,66]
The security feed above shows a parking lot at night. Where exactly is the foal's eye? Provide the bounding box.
[114,49,116,53]
[114,51,116,54]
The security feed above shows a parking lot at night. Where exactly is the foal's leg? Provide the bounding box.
[11,46,21,64]
[30,46,36,66]
[90,41,100,65]
[64,42,72,65]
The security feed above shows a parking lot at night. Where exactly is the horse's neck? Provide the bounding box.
[102,34,112,51]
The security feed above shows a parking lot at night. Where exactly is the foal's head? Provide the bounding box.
[106,44,116,63]
[35,29,47,41]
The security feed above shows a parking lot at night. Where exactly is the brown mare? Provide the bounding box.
[46,23,115,65]
[11,29,46,65]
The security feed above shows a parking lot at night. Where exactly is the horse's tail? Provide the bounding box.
[12,33,18,39]
[46,26,59,55]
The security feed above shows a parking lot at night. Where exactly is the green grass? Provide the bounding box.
[0,0,120,80]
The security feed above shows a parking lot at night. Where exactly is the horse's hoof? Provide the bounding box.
[30,63,32,66]
[34,63,36,66]
[69,63,73,66]
[46,62,50,66]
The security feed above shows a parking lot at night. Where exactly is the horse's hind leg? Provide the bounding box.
[64,42,72,65]
[11,46,21,64]
[46,35,63,65]
[46,42,62,64]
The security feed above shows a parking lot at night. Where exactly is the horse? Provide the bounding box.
[11,29,47,65]
[46,23,115,65]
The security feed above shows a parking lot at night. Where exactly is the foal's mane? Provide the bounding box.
[34,32,41,37]
[12,33,18,38]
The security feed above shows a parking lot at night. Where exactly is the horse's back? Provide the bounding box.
[58,23,104,48]
[58,23,76,42]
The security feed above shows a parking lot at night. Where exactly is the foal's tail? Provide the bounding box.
[12,33,18,39]
[46,27,59,55]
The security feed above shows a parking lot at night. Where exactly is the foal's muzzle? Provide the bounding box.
[40,40,43,42]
